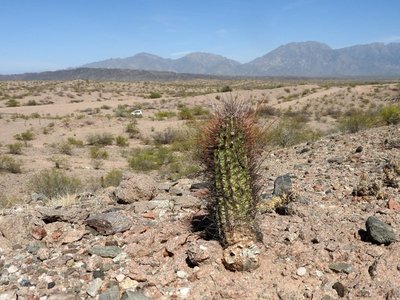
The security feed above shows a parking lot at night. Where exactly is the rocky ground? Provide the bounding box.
[0,123,399,300]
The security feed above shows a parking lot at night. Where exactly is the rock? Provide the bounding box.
[87,278,103,297]
[333,281,347,297]
[174,195,200,209]
[329,262,354,274]
[114,173,157,204]
[157,182,171,192]
[89,246,122,258]
[119,277,139,290]
[85,211,131,235]
[355,146,363,153]
[273,174,292,196]
[38,206,89,223]
[169,186,183,196]
[0,290,17,300]
[366,216,396,245]
[222,241,260,271]
[186,243,211,266]
[30,226,47,240]
[19,278,32,287]
[120,290,153,300]
[296,267,307,276]
[37,247,50,260]
[47,294,77,300]
[178,287,190,298]
[327,156,344,164]
[176,270,187,279]
[93,269,105,279]
[0,215,30,246]
[387,199,400,212]
[27,241,44,255]
[99,285,120,300]
[62,226,86,244]
[190,182,209,190]
[7,265,18,274]
[0,236,12,252]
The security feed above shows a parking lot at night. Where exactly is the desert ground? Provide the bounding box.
[0,79,399,299]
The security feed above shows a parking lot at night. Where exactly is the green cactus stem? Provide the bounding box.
[200,99,263,271]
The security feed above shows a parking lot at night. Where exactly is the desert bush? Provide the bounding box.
[126,121,140,139]
[153,110,176,120]
[178,106,194,120]
[267,117,321,147]
[102,169,123,187]
[115,135,129,147]
[149,92,162,99]
[67,137,84,147]
[258,105,281,117]
[128,147,174,172]
[338,109,377,133]
[114,104,131,117]
[58,140,74,155]
[5,99,20,107]
[50,155,71,169]
[15,130,34,142]
[0,195,22,209]
[86,132,114,146]
[220,85,232,92]
[26,100,38,106]
[29,169,81,199]
[152,128,180,145]
[0,155,22,173]
[7,142,23,155]
[379,104,400,125]
[89,146,109,159]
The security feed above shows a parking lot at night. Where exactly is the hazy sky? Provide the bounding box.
[1,0,400,74]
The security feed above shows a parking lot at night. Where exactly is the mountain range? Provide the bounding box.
[82,41,400,77]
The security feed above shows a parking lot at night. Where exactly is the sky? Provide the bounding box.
[1,0,400,74]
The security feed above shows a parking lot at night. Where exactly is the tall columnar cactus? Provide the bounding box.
[200,99,263,271]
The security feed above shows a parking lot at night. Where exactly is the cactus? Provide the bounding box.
[200,99,263,271]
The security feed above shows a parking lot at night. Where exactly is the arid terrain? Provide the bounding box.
[0,79,400,299]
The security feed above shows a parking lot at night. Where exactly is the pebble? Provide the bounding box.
[366,216,396,245]
[176,270,188,279]
[89,246,122,258]
[178,287,190,298]
[329,262,354,274]
[296,267,307,276]
[115,273,125,282]
[7,265,18,274]
[87,278,103,297]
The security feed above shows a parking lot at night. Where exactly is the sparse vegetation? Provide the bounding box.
[102,169,123,187]
[0,155,23,173]
[89,146,109,159]
[7,142,23,155]
[86,132,114,146]
[29,169,81,199]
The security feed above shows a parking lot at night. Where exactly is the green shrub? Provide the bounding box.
[338,109,377,133]
[86,132,114,146]
[126,122,140,138]
[5,99,20,107]
[89,147,109,159]
[7,142,23,155]
[67,137,84,147]
[0,195,22,209]
[128,147,173,172]
[379,105,400,125]
[149,92,162,99]
[153,110,176,120]
[152,128,180,145]
[0,155,22,173]
[267,118,321,147]
[178,106,194,120]
[29,169,81,199]
[26,100,38,106]
[102,169,123,187]
[114,104,131,117]
[115,135,129,147]
[220,85,232,92]
[15,130,34,142]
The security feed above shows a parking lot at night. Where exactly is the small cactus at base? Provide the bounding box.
[199,99,263,271]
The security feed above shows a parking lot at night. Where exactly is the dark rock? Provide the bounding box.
[93,269,105,279]
[366,216,396,245]
[273,174,292,197]
[26,241,45,255]
[89,246,122,258]
[327,156,344,164]
[190,182,209,190]
[85,211,131,235]
[19,278,32,287]
[329,262,354,274]
[99,285,120,300]
[355,146,363,153]
[121,290,154,300]
[47,281,56,289]
[332,282,347,297]
[169,186,183,196]
[299,147,310,154]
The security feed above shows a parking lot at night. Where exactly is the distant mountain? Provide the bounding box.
[0,68,221,81]
[82,42,400,77]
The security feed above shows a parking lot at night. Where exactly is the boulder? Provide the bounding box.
[114,173,157,204]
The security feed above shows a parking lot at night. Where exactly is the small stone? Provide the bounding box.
[37,248,50,261]
[47,282,56,289]
[329,262,354,274]
[366,216,396,245]
[19,278,31,287]
[176,270,187,279]
[87,278,103,297]
[190,182,208,190]
[315,270,324,277]
[27,241,44,255]
[31,192,48,202]
[93,269,105,279]
[115,273,125,282]
[170,186,183,196]
[178,287,190,298]
[99,285,120,300]
[30,226,47,240]
[387,199,400,212]
[355,146,363,153]
[273,174,292,196]
[62,227,86,244]
[296,267,307,276]
[119,277,138,290]
[0,290,17,300]
[120,290,153,300]
[7,265,18,274]
[89,246,122,258]
[332,281,347,297]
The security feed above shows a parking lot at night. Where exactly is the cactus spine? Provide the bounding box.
[201,99,262,271]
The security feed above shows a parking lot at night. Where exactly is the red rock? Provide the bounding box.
[387,199,400,211]
[141,211,156,219]
[51,230,62,241]
[30,226,47,240]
